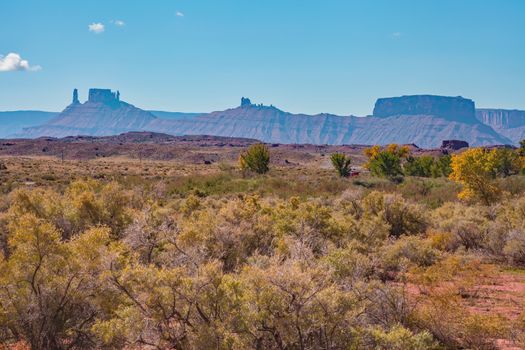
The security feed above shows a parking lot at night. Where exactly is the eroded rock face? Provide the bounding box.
[21,89,157,137]
[476,109,525,129]
[241,97,252,107]
[72,89,80,104]
[88,89,120,106]
[373,95,476,123]
[441,140,469,150]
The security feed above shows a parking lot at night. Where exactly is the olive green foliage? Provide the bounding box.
[404,156,434,177]
[330,153,352,177]
[432,154,453,177]
[494,147,522,177]
[404,155,452,178]
[239,143,270,174]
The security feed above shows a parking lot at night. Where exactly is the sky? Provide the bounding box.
[1,0,524,116]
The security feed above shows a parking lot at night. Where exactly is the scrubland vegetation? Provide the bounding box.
[0,143,525,349]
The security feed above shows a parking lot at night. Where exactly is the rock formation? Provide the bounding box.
[21,89,157,137]
[88,88,120,106]
[441,140,469,151]
[476,109,525,129]
[475,109,525,144]
[72,89,80,104]
[16,93,512,148]
[373,95,476,123]
[241,97,252,107]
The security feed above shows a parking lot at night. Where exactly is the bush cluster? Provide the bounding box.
[0,177,523,349]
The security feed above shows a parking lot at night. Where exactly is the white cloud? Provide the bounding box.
[391,32,401,38]
[176,11,184,17]
[0,53,41,72]
[88,22,105,34]
[114,20,125,27]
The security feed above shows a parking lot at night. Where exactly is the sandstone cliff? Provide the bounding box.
[373,95,477,123]
[475,109,525,144]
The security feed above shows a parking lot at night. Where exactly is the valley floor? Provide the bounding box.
[0,143,524,349]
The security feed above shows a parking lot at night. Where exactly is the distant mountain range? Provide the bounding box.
[2,89,524,148]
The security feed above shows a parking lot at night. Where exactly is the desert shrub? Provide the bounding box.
[271,198,352,255]
[398,177,458,208]
[379,236,438,278]
[324,244,374,282]
[498,174,525,196]
[330,152,352,177]
[123,205,178,265]
[503,230,525,265]
[364,283,415,328]
[362,192,428,238]
[365,324,438,350]
[428,231,458,252]
[431,202,489,250]
[65,180,133,237]
[239,143,270,174]
[0,216,112,349]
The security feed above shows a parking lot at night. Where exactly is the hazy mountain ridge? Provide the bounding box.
[0,111,58,138]
[145,104,511,148]
[5,90,521,148]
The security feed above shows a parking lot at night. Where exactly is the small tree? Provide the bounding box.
[330,153,352,177]
[365,144,409,181]
[449,148,501,205]
[494,148,521,177]
[239,143,270,174]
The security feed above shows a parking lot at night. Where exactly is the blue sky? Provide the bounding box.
[1,0,524,115]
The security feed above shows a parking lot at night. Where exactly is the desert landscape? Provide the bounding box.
[2,0,525,349]
[1,135,525,349]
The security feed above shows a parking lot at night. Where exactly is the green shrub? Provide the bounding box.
[239,143,270,174]
[433,155,452,177]
[369,151,404,181]
[404,156,434,177]
[494,148,522,177]
[330,153,352,177]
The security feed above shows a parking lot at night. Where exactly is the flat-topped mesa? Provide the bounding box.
[88,88,121,105]
[240,97,252,107]
[373,95,477,123]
